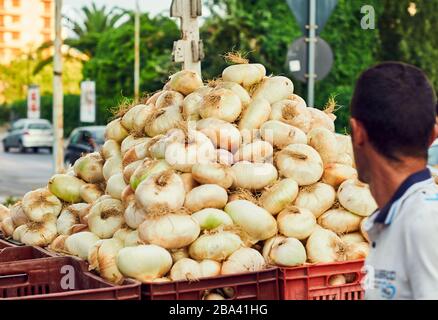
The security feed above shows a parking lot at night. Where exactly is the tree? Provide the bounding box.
[82,13,179,123]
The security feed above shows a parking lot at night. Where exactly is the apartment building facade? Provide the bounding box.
[0,0,53,64]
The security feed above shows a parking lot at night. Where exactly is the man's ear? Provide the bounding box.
[350,118,367,146]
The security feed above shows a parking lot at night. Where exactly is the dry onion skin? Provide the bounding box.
[10,202,30,227]
[277,206,316,240]
[269,98,311,133]
[199,88,242,123]
[184,184,228,212]
[80,184,104,204]
[294,182,336,218]
[275,144,323,186]
[87,197,125,239]
[116,244,173,282]
[0,204,10,222]
[22,188,62,222]
[0,217,15,237]
[20,217,58,246]
[180,172,199,193]
[337,179,378,217]
[259,178,299,215]
[154,90,184,109]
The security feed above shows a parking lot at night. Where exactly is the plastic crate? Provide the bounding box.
[141,268,279,300]
[0,245,53,263]
[0,239,17,249]
[0,256,141,300]
[279,260,365,300]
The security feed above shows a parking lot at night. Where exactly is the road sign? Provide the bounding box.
[285,0,338,35]
[80,81,96,123]
[286,36,334,83]
[27,85,40,119]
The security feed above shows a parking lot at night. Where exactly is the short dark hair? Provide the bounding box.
[351,62,437,161]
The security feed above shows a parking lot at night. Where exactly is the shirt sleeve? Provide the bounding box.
[405,206,438,299]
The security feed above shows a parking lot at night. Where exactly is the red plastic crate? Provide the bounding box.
[0,239,17,249]
[0,245,53,263]
[142,268,279,300]
[279,260,365,300]
[0,256,141,300]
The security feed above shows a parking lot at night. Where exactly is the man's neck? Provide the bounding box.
[368,156,427,209]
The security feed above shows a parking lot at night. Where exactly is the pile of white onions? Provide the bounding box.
[1,61,375,286]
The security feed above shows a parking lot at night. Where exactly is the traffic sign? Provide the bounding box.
[286,36,334,83]
[285,0,338,35]
[80,81,96,123]
[27,85,40,119]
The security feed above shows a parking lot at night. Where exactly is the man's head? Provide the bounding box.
[350,62,437,183]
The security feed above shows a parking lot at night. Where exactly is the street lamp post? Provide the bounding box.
[53,0,64,173]
[134,0,140,102]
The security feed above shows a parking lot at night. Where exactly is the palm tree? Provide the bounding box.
[33,2,127,74]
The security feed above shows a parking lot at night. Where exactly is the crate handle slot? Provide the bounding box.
[0,273,29,286]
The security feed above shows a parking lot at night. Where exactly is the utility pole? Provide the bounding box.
[53,0,64,173]
[306,0,317,107]
[170,0,204,77]
[134,0,140,102]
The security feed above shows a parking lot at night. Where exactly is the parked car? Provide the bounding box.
[2,118,53,153]
[64,126,106,165]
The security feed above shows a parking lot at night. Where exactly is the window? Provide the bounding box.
[28,123,51,130]
[12,0,20,8]
[69,131,81,144]
[43,17,50,28]
[12,31,19,40]
[43,33,51,42]
[0,32,4,42]
[12,15,19,23]
[44,2,51,12]
[91,129,105,145]
[0,16,4,27]
[0,0,4,9]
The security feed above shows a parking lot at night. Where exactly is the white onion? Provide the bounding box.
[275,144,323,186]
[105,118,129,143]
[269,98,311,133]
[184,184,228,212]
[170,258,203,281]
[199,88,242,123]
[197,118,241,152]
[170,247,189,263]
[346,242,369,260]
[318,208,362,234]
[102,140,121,160]
[123,160,143,184]
[259,178,299,215]
[22,188,62,222]
[277,206,316,240]
[308,107,335,132]
[231,162,278,190]
[121,104,149,131]
[260,120,307,149]
[294,182,336,218]
[238,98,271,131]
[122,141,149,167]
[12,224,27,242]
[322,164,358,189]
[189,231,243,261]
[164,130,216,172]
[20,217,58,246]
[200,259,221,278]
[336,134,354,161]
[222,63,265,88]
[155,90,184,109]
[0,217,14,237]
[138,213,200,249]
[80,184,104,204]
[191,163,234,189]
[180,173,199,193]
[215,149,235,166]
[337,179,378,217]
[168,70,203,95]
[252,76,294,104]
[124,229,143,247]
[65,231,101,260]
[124,201,147,229]
[9,202,29,227]
[147,129,185,159]
[135,170,185,213]
[233,140,273,163]
[263,236,306,267]
[102,156,123,181]
[48,235,68,253]
[130,159,170,190]
[106,173,127,200]
[340,232,367,245]
[88,238,124,284]
[306,228,347,263]
[73,152,104,183]
[221,247,266,275]
[224,200,277,243]
[144,105,183,137]
[146,90,163,106]
[307,127,339,164]
[204,293,225,300]
[121,185,135,203]
[117,244,173,282]
[191,208,234,230]
[214,81,251,106]
[57,207,81,235]
[87,197,124,239]
[182,92,203,120]
[49,174,86,203]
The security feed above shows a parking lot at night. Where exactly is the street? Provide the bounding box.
[0,142,53,202]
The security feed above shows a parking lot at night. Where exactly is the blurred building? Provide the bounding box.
[0,0,53,64]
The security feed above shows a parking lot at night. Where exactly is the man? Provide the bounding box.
[350,62,438,300]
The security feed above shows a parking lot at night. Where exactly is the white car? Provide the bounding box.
[2,119,54,153]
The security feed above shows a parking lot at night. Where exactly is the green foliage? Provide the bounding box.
[5,95,81,138]
[82,13,179,123]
